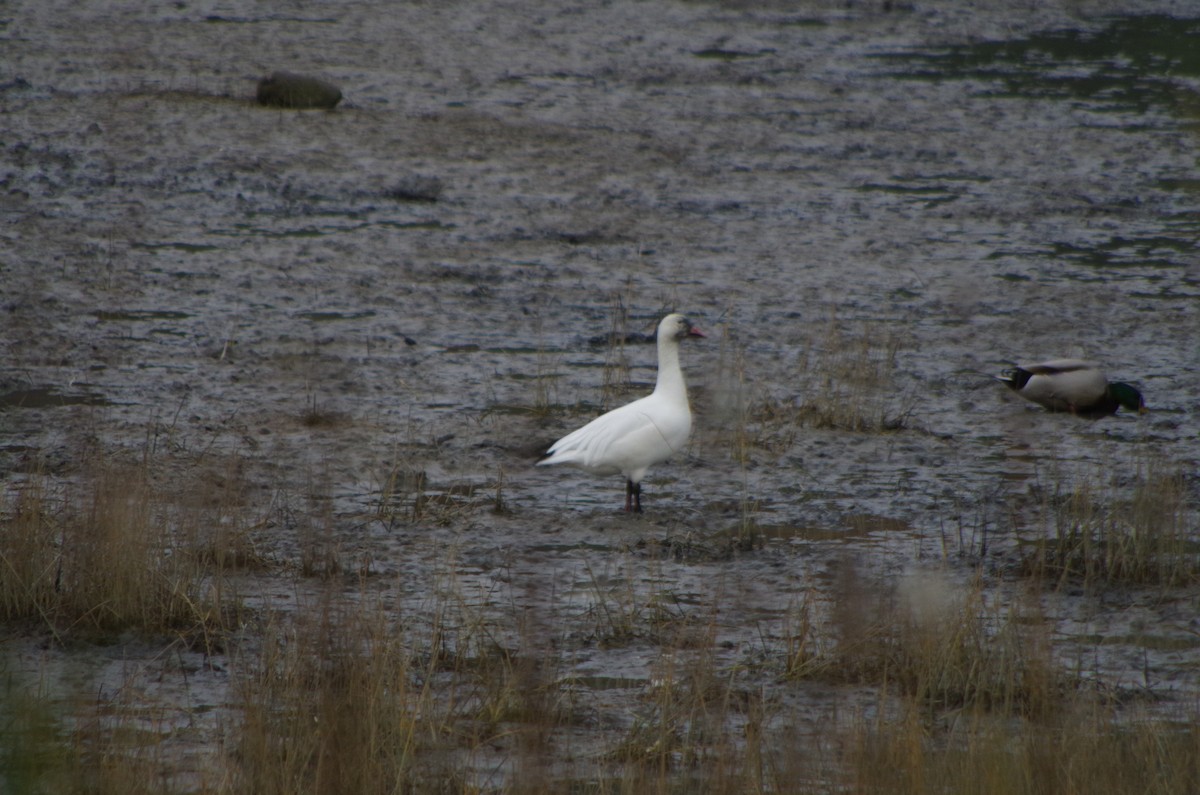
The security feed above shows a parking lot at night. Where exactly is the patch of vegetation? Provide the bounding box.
[0,458,243,645]
[785,569,1065,720]
[1019,459,1200,589]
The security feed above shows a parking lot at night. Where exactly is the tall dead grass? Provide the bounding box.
[789,314,910,432]
[781,564,1200,794]
[232,591,426,794]
[0,457,243,642]
[230,576,577,794]
[845,700,1200,795]
[786,567,1063,720]
[4,448,1198,793]
[0,450,252,794]
[1020,457,1199,589]
[0,674,182,795]
[744,315,913,459]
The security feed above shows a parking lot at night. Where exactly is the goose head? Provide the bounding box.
[659,313,706,343]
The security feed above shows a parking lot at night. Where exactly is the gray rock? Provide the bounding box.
[256,71,342,109]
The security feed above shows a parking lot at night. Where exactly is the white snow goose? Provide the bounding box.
[537,313,705,512]
[996,359,1146,418]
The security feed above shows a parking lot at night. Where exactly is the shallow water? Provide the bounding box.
[3,0,1199,786]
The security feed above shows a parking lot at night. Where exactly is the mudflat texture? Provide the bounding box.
[3,0,1199,787]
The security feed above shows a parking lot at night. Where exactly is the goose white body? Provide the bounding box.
[538,390,692,483]
[537,313,703,511]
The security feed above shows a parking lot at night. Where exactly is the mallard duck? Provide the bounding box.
[996,359,1146,418]
[537,313,705,512]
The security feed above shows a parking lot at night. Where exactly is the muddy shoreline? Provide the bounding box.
[3,0,1199,788]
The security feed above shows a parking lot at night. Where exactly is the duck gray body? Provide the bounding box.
[996,359,1146,418]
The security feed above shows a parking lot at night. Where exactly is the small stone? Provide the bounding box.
[256,71,342,109]
[384,175,443,203]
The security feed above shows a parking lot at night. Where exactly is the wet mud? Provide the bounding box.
[3,0,1199,785]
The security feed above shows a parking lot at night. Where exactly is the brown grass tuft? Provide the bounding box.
[1020,458,1199,589]
[0,458,238,643]
[790,315,910,432]
[233,592,424,794]
[787,567,1065,720]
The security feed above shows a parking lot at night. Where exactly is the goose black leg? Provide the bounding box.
[634,482,642,513]
[625,480,642,513]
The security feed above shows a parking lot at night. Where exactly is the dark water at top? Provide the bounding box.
[880,15,1200,115]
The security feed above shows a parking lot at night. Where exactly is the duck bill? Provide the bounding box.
[688,326,706,338]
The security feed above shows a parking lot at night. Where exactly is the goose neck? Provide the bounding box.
[653,339,686,398]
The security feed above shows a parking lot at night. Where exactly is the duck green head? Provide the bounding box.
[1109,382,1147,414]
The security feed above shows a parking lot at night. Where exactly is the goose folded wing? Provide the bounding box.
[544,400,684,475]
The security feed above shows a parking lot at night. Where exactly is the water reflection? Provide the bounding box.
[875,14,1200,275]
[877,14,1200,116]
